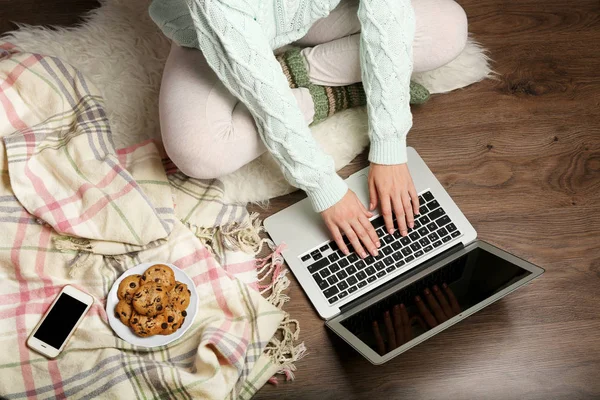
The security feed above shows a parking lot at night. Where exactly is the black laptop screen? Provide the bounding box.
[340,247,532,356]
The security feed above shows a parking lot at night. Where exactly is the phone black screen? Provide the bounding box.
[34,293,87,349]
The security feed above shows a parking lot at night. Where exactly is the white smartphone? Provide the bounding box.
[27,285,94,358]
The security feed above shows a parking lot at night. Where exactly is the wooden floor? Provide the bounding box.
[2,0,599,398]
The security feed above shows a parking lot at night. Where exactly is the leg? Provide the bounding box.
[294,0,469,87]
[159,44,314,179]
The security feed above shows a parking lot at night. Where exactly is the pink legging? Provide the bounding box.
[159,0,468,179]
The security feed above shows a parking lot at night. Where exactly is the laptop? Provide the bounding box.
[264,147,544,364]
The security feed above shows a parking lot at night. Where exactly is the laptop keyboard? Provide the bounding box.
[299,190,463,305]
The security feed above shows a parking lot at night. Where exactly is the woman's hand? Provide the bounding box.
[321,190,380,258]
[368,163,419,236]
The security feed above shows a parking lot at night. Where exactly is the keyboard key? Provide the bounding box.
[356,260,367,270]
[418,195,424,204]
[348,253,359,263]
[328,296,338,304]
[428,207,445,221]
[347,276,358,286]
[410,242,422,251]
[366,266,376,276]
[330,263,341,273]
[401,247,413,256]
[301,254,311,262]
[357,280,367,288]
[400,236,411,246]
[308,258,329,274]
[409,232,420,241]
[338,281,349,291]
[436,215,451,227]
[442,236,451,243]
[428,232,439,241]
[427,222,438,232]
[319,244,329,252]
[313,274,328,289]
[338,291,348,299]
[413,219,421,229]
[433,240,442,248]
[418,227,429,236]
[384,256,394,266]
[374,261,385,271]
[323,286,339,298]
[343,236,351,245]
[392,241,402,250]
[376,229,386,238]
[327,275,339,285]
[414,250,424,258]
[419,204,428,215]
[427,200,440,210]
[422,191,434,202]
[321,269,331,278]
[339,258,350,268]
[313,253,323,261]
[383,235,394,245]
[376,271,386,278]
[438,227,448,237]
[393,252,403,261]
[423,245,433,253]
[447,223,457,232]
[367,276,377,283]
[348,286,358,294]
[382,246,393,255]
[347,265,357,275]
[395,260,406,268]
[371,217,385,229]
[365,255,375,265]
[405,255,415,262]
[375,253,384,260]
[337,270,348,280]
[386,265,395,273]
[329,241,339,252]
[419,215,431,224]
[419,237,431,246]
[451,230,461,238]
[393,230,401,238]
[337,250,345,258]
[356,271,367,281]
[328,252,340,263]
[310,249,321,258]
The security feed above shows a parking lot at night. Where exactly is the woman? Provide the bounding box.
[149,0,468,259]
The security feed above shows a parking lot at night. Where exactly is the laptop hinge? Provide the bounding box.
[339,242,464,314]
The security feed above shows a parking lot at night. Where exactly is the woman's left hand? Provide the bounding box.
[368,163,420,236]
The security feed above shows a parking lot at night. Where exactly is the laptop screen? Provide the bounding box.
[338,245,535,357]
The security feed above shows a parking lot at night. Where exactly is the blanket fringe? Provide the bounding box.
[53,236,93,252]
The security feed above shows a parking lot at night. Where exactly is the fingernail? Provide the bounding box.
[376,241,381,247]
[424,288,430,295]
[371,250,378,257]
[400,303,405,309]
[415,296,421,302]
[369,203,373,210]
[361,251,367,258]
[402,230,408,236]
[390,228,395,234]
[344,249,350,255]
[433,285,439,292]
[409,222,414,229]
[442,283,448,288]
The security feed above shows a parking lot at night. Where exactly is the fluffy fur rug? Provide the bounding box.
[2,0,493,204]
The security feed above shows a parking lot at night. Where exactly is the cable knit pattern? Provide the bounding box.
[149,0,415,212]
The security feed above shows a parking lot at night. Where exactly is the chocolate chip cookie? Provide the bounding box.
[117,274,142,303]
[160,304,187,335]
[129,311,166,337]
[141,264,175,289]
[132,282,167,317]
[168,281,191,311]
[114,299,133,326]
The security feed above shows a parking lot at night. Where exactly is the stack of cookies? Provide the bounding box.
[114,264,191,337]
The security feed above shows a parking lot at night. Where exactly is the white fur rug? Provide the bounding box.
[2,0,492,204]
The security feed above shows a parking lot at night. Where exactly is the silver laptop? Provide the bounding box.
[264,147,544,364]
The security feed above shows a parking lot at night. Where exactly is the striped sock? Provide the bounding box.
[276,47,431,124]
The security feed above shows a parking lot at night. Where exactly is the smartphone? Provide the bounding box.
[27,285,94,358]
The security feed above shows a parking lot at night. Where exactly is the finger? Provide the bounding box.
[392,305,404,345]
[372,321,386,356]
[433,284,454,318]
[327,222,350,256]
[343,224,366,258]
[424,288,447,323]
[368,178,378,211]
[392,195,408,236]
[401,303,412,342]
[350,220,375,258]
[402,192,415,230]
[383,311,397,350]
[409,184,420,216]
[443,283,462,314]
[380,196,395,235]
[360,215,380,252]
[415,295,437,329]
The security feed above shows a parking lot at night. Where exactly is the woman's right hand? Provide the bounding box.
[320,190,380,259]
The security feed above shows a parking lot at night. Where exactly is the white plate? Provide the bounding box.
[106,262,198,348]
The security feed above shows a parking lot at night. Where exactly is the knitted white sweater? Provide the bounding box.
[150,0,415,212]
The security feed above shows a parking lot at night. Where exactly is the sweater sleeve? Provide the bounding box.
[183,0,347,212]
[358,0,416,165]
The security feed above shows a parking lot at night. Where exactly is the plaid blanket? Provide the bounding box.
[0,43,300,399]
